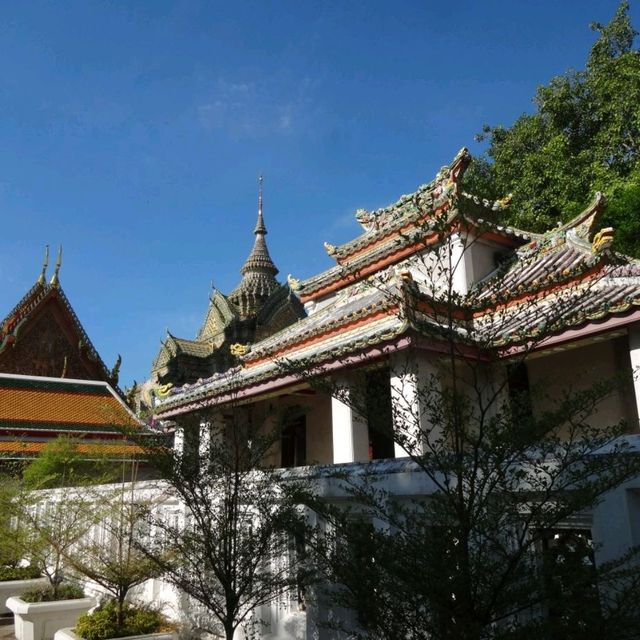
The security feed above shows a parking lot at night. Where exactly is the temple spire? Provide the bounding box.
[255,174,267,235]
[229,176,280,317]
[239,175,278,277]
[37,245,49,285]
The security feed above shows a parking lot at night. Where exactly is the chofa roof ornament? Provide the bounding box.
[49,245,63,287]
[37,245,49,285]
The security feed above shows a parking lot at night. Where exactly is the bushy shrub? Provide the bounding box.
[75,600,168,640]
[21,584,85,602]
[0,565,41,581]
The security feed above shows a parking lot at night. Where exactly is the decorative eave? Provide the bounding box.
[155,320,409,418]
[296,149,466,277]
[338,147,471,255]
[154,278,414,415]
[294,148,534,305]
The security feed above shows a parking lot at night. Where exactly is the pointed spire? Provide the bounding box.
[239,175,278,277]
[50,246,62,287]
[255,174,267,235]
[37,245,49,285]
[229,176,281,317]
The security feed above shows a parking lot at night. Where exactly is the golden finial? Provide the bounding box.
[37,245,49,285]
[49,245,62,287]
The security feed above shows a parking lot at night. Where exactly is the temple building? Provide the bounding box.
[149,149,640,636]
[0,247,121,388]
[0,248,145,464]
[154,149,640,456]
[150,178,304,387]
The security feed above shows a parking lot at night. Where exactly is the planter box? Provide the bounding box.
[0,578,48,615]
[7,596,96,640]
[54,627,175,640]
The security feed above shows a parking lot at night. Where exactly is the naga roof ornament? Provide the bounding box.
[49,246,62,287]
[37,245,49,286]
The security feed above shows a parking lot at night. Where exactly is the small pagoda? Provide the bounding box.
[151,178,305,386]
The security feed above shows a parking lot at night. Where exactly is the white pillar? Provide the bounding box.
[629,323,640,427]
[331,380,369,464]
[173,426,184,455]
[449,233,472,296]
[390,352,440,458]
[199,421,211,458]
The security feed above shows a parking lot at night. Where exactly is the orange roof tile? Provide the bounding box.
[0,388,137,426]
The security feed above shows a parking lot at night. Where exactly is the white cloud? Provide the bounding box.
[197,77,316,137]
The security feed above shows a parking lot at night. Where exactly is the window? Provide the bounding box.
[540,528,601,637]
[281,415,306,468]
[507,361,532,417]
[365,368,395,460]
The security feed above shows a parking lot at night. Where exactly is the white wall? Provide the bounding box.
[527,337,639,434]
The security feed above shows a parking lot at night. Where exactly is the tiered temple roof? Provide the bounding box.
[0,252,149,462]
[151,179,305,386]
[0,247,121,390]
[0,373,145,459]
[154,149,640,417]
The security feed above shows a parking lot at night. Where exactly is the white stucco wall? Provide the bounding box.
[255,392,334,467]
[526,336,639,433]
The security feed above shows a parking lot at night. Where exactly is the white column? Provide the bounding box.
[199,420,211,458]
[390,352,440,458]
[173,426,184,455]
[448,233,476,296]
[331,380,369,464]
[629,323,640,427]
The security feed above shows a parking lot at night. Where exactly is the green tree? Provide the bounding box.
[465,1,640,257]
[132,406,310,640]
[66,462,161,629]
[22,436,115,490]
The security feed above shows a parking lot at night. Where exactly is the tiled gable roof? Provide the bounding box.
[0,280,118,391]
[0,373,145,458]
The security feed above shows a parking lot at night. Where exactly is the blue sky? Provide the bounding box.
[0,0,636,388]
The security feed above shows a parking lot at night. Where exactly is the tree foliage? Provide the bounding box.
[465,1,640,257]
[134,408,309,640]
[65,462,161,629]
[22,436,115,490]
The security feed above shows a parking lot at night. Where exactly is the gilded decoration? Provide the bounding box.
[230,343,250,357]
[592,227,615,253]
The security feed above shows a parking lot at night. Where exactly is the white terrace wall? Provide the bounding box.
[30,456,640,640]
